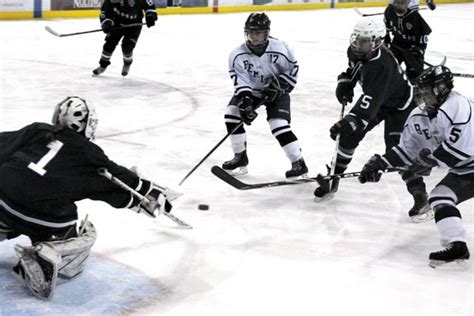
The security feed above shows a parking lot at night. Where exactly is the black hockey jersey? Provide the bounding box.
[0,123,139,225]
[100,0,156,25]
[384,5,432,51]
[345,46,414,128]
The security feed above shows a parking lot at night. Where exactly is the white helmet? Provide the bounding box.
[350,18,386,59]
[52,96,98,140]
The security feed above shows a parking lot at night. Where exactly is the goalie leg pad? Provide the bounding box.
[14,243,61,300]
[50,220,97,279]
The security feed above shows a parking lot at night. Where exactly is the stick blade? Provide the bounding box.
[211,166,249,190]
[45,26,62,37]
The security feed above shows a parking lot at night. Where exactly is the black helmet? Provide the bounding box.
[245,12,271,32]
[244,13,271,55]
[415,65,454,114]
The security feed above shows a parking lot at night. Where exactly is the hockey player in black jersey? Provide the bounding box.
[315,18,430,222]
[93,0,158,76]
[0,97,173,299]
[384,0,432,81]
[222,13,308,179]
[359,65,473,267]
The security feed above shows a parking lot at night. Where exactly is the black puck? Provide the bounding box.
[197,204,209,211]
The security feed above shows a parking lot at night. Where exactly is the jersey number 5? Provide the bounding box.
[28,140,64,176]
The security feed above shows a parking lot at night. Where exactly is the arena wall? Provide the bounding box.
[0,0,472,19]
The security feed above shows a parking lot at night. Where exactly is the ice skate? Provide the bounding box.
[313,176,339,202]
[222,150,248,176]
[121,62,131,76]
[429,241,470,269]
[408,190,434,223]
[92,66,107,76]
[285,158,308,179]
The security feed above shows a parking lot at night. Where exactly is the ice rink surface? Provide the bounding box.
[0,4,473,316]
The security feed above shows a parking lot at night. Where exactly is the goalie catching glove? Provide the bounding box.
[129,179,173,217]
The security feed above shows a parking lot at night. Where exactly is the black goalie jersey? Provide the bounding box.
[0,123,140,227]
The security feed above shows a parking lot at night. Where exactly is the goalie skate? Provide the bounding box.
[222,151,248,176]
[429,241,470,269]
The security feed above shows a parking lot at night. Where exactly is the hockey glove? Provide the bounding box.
[263,78,292,103]
[426,0,436,10]
[238,95,258,125]
[409,148,437,176]
[358,154,388,183]
[335,72,354,105]
[101,19,114,34]
[145,11,157,28]
[329,115,360,141]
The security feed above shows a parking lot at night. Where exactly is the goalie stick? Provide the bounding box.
[211,165,403,190]
[45,23,146,38]
[98,168,192,229]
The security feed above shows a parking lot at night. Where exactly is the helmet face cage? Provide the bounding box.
[415,65,454,113]
[393,0,409,15]
[244,13,270,54]
[52,96,98,140]
[350,18,386,59]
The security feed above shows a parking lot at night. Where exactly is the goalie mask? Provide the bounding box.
[350,18,386,60]
[52,96,98,140]
[244,12,270,56]
[414,65,454,114]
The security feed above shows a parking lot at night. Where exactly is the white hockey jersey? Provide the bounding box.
[384,92,474,175]
[228,38,298,98]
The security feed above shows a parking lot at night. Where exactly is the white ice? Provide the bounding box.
[0,4,473,316]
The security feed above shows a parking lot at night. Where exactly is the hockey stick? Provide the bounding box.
[211,165,403,190]
[178,96,269,186]
[420,57,473,77]
[353,7,426,17]
[45,23,146,38]
[98,168,193,229]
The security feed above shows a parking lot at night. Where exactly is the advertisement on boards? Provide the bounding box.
[0,0,34,11]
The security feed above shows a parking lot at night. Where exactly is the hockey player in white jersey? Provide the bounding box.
[222,13,308,179]
[358,65,473,267]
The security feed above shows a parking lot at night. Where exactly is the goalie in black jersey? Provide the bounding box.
[92,0,158,76]
[315,18,431,222]
[0,97,173,300]
[384,0,432,81]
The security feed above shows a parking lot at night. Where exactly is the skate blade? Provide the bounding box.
[410,209,434,223]
[313,192,335,203]
[429,258,470,270]
[225,166,248,176]
[286,173,308,180]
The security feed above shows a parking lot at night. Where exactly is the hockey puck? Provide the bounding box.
[197,204,209,211]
